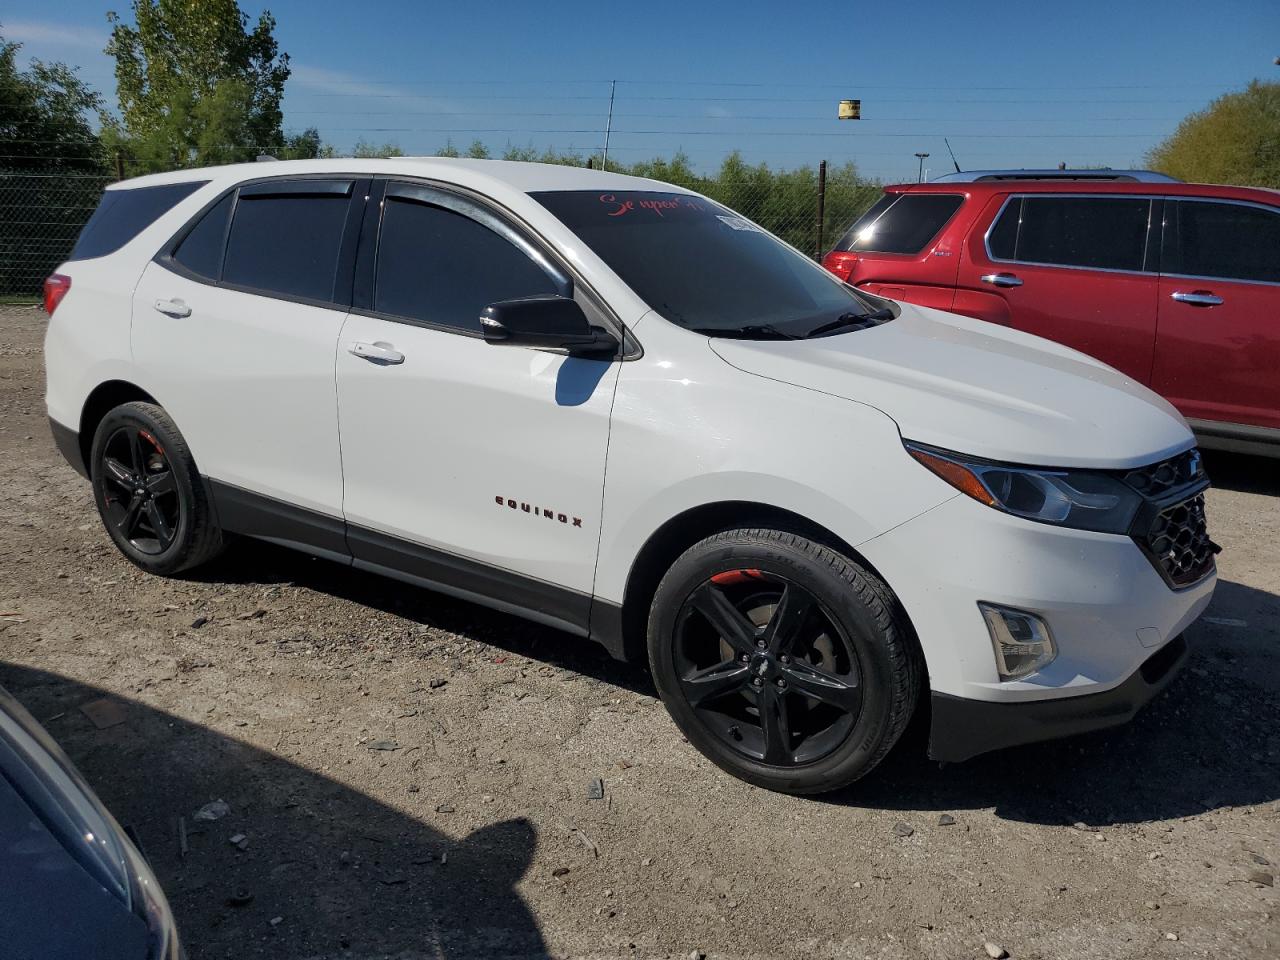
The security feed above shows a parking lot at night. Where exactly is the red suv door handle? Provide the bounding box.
[1170,290,1224,307]
[980,272,1023,288]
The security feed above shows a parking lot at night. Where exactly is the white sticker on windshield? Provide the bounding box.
[716,215,763,233]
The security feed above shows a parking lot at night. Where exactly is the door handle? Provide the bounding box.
[980,272,1023,288]
[1170,290,1223,307]
[347,340,405,365]
[154,297,191,318]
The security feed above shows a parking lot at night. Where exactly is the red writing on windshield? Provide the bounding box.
[599,194,707,217]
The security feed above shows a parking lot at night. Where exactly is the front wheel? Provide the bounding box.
[90,401,225,576]
[647,528,920,794]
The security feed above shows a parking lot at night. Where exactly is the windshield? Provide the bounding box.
[531,190,888,338]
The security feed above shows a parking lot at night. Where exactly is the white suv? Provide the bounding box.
[44,159,1217,793]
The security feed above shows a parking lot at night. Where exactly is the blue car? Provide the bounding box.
[0,683,182,959]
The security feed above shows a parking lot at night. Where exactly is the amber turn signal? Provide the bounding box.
[907,447,997,506]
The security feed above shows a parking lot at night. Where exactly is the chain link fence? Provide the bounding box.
[0,171,114,298]
[0,164,881,298]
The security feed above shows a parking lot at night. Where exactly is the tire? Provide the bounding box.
[89,401,225,576]
[647,528,920,794]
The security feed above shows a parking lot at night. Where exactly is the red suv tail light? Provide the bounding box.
[822,251,859,282]
[43,273,72,315]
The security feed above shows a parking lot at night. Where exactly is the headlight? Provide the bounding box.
[905,441,1143,534]
[0,688,181,959]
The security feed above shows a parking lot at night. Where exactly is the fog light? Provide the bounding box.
[979,603,1056,680]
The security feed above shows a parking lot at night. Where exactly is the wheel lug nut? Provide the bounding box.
[740,654,749,663]
[756,639,766,649]
[780,655,790,664]
[751,678,763,687]
[776,679,786,688]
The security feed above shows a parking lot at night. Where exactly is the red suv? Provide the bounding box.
[822,171,1280,456]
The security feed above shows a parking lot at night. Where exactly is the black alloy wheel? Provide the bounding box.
[675,569,862,766]
[648,528,920,794]
[90,401,225,575]
[96,424,180,555]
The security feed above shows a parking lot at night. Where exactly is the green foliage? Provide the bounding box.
[352,138,404,158]
[105,0,291,171]
[281,126,333,160]
[1148,80,1280,188]
[0,32,105,171]
[0,30,110,295]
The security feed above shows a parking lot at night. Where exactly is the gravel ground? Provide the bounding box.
[1,302,1277,960]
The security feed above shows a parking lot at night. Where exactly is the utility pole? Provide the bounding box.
[915,152,929,183]
[602,80,616,170]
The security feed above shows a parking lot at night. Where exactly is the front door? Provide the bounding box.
[1153,198,1280,429]
[335,182,620,629]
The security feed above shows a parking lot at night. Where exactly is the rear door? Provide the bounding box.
[132,178,362,527]
[954,193,1160,383]
[1153,197,1280,429]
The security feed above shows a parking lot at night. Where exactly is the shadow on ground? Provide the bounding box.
[0,663,552,960]
[192,538,1280,831]
[1202,449,1280,496]
[832,577,1280,825]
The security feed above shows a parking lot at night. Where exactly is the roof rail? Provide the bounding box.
[930,169,1180,184]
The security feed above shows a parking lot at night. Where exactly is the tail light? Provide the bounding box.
[43,273,71,315]
[822,251,859,282]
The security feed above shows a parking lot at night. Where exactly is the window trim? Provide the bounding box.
[153,174,367,313]
[982,192,1160,277]
[1161,196,1280,288]
[357,182,571,339]
[838,191,966,257]
[350,176,639,359]
[154,171,641,358]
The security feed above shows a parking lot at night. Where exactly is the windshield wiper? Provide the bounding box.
[690,323,798,340]
[804,308,895,339]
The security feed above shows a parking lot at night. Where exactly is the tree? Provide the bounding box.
[105,0,290,170]
[0,30,109,296]
[280,126,334,160]
[352,138,404,158]
[0,31,105,171]
[1148,80,1280,188]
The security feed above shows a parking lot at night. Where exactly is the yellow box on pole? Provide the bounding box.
[838,99,861,120]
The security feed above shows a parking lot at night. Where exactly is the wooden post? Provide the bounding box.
[815,159,828,259]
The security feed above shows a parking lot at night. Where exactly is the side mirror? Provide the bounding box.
[480,296,619,356]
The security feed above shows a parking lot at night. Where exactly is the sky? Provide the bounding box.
[4,0,1278,181]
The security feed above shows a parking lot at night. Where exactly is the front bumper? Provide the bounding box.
[928,633,1189,762]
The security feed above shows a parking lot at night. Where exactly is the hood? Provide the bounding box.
[709,302,1193,469]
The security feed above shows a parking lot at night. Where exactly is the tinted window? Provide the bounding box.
[374,197,559,333]
[836,193,964,254]
[532,190,876,335]
[70,181,205,260]
[989,196,1152,271]
[223,188,351,302]
[171,194,232,280]
[1170,200,1280,283]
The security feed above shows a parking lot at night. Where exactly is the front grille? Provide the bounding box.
[1123,448,1204,497]
[1123,447,1217,589]
[1142,491,1217,587]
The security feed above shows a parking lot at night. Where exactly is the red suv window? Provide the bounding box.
[835,193,964,255]
[987,196,1154,272]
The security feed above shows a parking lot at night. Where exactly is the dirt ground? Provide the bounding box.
[1,302,1277,960]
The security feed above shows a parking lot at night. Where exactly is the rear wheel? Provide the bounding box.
[648,528,920,794]
[90,402,224,575]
